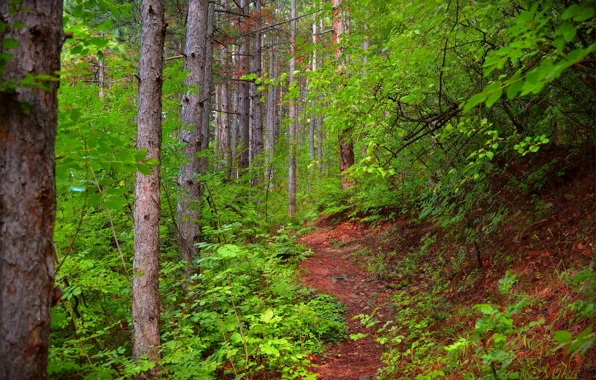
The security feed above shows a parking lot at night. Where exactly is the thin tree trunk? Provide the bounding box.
[238,0,251,170]
[132,0,165,376]
[0,1,63,377]
[218,82,231,166]
[288,0,297,217]
[177,0,208,265]
[318,17,324,174]
[265,33,278,187]
[201,1,214,174]
[309,14,318,165]
[250,0,263,175]
[98,57,105,98]
[332,0,354,189]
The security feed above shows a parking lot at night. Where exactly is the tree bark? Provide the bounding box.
[0,1,63,378]
[332,0,354,189]
[132,0,165,377]
[265,33,278,187]
[288,0,297,217]
[317,17,324,174]
[309,14,318,165]
[200,1,214,176]
[177,0,208,266]
[249,0,263,174]
[237,0,251,171]
[98,57,105,98]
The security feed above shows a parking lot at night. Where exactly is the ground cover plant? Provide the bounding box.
[0,0,593,379]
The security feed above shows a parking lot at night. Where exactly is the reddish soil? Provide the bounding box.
[299,221,395,380]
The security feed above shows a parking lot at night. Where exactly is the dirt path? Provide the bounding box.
[299,222,395,380]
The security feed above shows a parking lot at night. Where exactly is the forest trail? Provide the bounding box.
[299,220,395,380]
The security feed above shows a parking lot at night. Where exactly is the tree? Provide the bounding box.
[132,0,165,376]
[237,0,251,170]
[177,0,209,267]
[288,0,298,217]
[332,0,354,189]
[249,0,263,175]
[0,1,63,378]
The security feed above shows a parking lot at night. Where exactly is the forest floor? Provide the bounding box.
[299,221,395,380]
[297,148,596,379]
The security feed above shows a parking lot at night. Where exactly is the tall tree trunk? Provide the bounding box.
[332,0,354,189]
[200,2,215,176]
[0,1,63,378]
[288,0,297,217]
[177,0,208,265]
[237,0,251,171]
[214,41,231,170]
[217,81,231,167]
[308,14,318,165]
[317,17,325,174]
[230,53,239,179]
[132,0,165,376]
[265,34,278,187]
[250,0,263,174]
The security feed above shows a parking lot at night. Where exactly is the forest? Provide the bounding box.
[0,0,595,379]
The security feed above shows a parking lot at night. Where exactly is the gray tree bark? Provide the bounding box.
[308,14,318,165]
[132,0,165,377]
[265,34,278,187]
[177,0,208,265]
[237,0,251,170]
[288,0,297,217]
[249,0,263,172]
[0,1,63,378]
[200,1,214,175]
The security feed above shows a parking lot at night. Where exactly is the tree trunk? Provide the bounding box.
[0,1,63,378]
[288,0,297,217]
[132,0,165,376]
[332,0,354,189]
[98,57,105,98]
[309,14,318,165]
[200,1,214,176]
[237,0,251,171]
[250,0,263,175]
[177,0,208,266]
[318,17,325,174]
[265,34,278,187]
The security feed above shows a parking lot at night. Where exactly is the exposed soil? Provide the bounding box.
[299,221,395,380]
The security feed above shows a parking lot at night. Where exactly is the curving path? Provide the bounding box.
[299,222,395,380]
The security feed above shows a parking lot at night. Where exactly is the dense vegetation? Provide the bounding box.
[0,0,594,378]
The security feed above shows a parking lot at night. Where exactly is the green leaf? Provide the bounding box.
[463,93,487,113]
[73,4,84,18]
[144,158,159,167]
[12,21,26,30]
[476,304,497,315]
[554,330,573,344]
[69,109,82,122]
[486,151,494,160]
[261,308,275,323]
[135,148,147,162]
[400,94,415,104]
[136,164,151,175]
[2,38,19,49]
[561,4,581,20]
[485,88,503,108]
[507,80,523,100]
[349,333,368,341]
[574,7,594,22]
